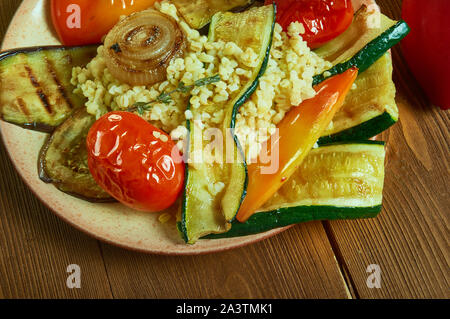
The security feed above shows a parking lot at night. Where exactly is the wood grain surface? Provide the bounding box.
[0,0,448,299]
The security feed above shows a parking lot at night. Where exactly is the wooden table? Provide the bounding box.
[0,0,448,299]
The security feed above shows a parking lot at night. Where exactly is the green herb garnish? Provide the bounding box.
[128,74,221,115]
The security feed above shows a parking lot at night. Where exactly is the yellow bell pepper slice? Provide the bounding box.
[237,67,358,222]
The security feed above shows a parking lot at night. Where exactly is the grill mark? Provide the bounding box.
[16,97,30,118]
[24,65,53,114]
[45,57,74,110]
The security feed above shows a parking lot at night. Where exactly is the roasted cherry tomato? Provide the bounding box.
[265,0,354,49]
[402,0,450,110]
[87,112,185,212]
[51,0,158,46]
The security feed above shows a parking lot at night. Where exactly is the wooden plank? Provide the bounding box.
[0,0,113,299]
[323,0,450,299]
[0,0,21,34]
[0,135,114,298]
[100,222,351,299]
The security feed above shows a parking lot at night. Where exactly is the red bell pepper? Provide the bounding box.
[402,0,450,110]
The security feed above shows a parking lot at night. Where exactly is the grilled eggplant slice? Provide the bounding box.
[39,108,114,202]
[173,0,255,29]
[0,45,98,132]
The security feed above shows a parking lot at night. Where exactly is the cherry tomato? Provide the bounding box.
[265,0,354,49]
[51,0,158,46]
[86,112,185,212]
[402,0,450,110]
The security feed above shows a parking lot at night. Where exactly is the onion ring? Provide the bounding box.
[104,9,186,86]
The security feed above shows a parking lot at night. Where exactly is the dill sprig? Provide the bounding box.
[128,74,221,115]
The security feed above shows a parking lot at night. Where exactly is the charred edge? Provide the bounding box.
[0,45,100,62]
[38,135,54,184]
[1,118,56,133]
[45,57,74,110]
[24,65,53,114]
[231,0,257,13]
[19,122,55,133]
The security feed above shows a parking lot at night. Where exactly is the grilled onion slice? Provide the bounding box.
[104,9,186,86]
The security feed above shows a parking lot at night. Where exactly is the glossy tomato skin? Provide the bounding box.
[266,0,354,49]
[87,112,184,212]
[401,0,450,110]
[51,0,158,46]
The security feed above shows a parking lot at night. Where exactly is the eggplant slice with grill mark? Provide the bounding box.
[39,108,115,202]
[0,45,98,132]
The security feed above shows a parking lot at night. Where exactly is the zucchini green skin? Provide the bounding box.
[179,116,191,244]
[313,20,410,86]
[227,8,276,222]
[321,140,385,147]
[180,5,276,243]
[205,205,382,239]
[318,112,396,145]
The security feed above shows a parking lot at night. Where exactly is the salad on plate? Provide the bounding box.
[0,0,410,245]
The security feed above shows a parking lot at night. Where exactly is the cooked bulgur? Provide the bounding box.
[70,0,332,159]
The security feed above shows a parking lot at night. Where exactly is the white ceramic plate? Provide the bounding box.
[0,0,377,255]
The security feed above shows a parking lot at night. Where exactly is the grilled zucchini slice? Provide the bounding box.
[315,6,391,65]
[0,45,97,132]
[310,7,408,144]
[313,11,410,85]
[180,5,276,244]
[173,0,255,29]
[39,108,113,202]
[319,53,398,144]
[207,141,386,238]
